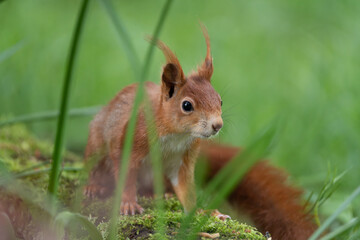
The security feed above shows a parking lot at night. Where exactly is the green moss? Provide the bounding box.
[80,196,265,240]
[0,124,266,239]
[0,124,81,209]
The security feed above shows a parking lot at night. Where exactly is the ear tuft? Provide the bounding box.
[148,36,185,80]
[198,23,213,81]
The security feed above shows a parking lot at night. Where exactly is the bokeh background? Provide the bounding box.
[1,0,359,222]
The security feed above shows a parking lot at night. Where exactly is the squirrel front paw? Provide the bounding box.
[120,200,144,215]
[198,209,231,221]
[84,184,107,199]
[211,209,231,221]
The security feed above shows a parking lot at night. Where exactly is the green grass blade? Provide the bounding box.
[309,186,360,240]
[0,106,102,128]
[16,160,51,174]
[15,166,81,179]
[319,170,347,208]
[98,0,140,74]
[133,0,174,236]
[54,211,103,240]
[0,160,13,186]
[0,41,24,63]
[319,218,359,240]
[140,0,173,78]
[95,0,143,232]
[47,0,90,211]
[144,99,166,237]
[307,169,347,226]
[107,1,173,238]
[106,49,144,240]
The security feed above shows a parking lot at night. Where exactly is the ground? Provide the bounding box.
[0,124,266,239]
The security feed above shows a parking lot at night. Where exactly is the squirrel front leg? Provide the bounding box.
[120,166,144,215]
[171,147,230,221]
[173,160,231,220]
[110,148,144,215]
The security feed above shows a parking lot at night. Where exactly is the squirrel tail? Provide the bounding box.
[200,142,317,240]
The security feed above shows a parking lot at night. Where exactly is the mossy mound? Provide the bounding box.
[0,124,266,239]
[81,197,266,240]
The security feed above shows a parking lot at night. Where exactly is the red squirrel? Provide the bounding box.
[83,26,316,239]
[84,25,223,215]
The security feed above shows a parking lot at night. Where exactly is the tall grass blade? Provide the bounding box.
[308,169,347,225]
[54,211,103,240]
[0,160,12,186]
[107,1,173,238]
[134,0,174,235]
[309,186,360,240]
[47,0,90,212]
[15,166,81,179]
[16,160,51,174]
[98,0,140,74]
[0,106,101,128]
[319,218,359,240]
[0,41,24,63]
[144,100,166,237]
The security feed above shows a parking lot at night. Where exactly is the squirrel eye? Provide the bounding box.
[221,100,223,106]
[182,101,193,112]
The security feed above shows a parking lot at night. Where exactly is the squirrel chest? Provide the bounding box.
[159,133,196,185]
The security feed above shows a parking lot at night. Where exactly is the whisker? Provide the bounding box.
[218,84,232,98]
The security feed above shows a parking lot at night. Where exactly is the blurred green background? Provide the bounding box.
[1,0,359,220]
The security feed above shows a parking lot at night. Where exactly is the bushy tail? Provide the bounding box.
[200,142,317,240]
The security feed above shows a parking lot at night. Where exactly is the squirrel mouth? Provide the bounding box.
[196,133,213,139]
[192,130,219,139]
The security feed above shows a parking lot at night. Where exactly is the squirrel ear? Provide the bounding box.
[148,36,185,99]
[161,63,182,99]
[198,23,213,81]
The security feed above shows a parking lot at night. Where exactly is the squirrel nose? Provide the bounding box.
[212,122,223,132]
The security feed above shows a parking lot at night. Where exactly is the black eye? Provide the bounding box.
[182,101,193,112]
[221,100,223,106]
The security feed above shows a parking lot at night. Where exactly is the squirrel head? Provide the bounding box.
[155,24,223,138]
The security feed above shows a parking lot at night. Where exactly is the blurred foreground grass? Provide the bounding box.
[1,0,360,231]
